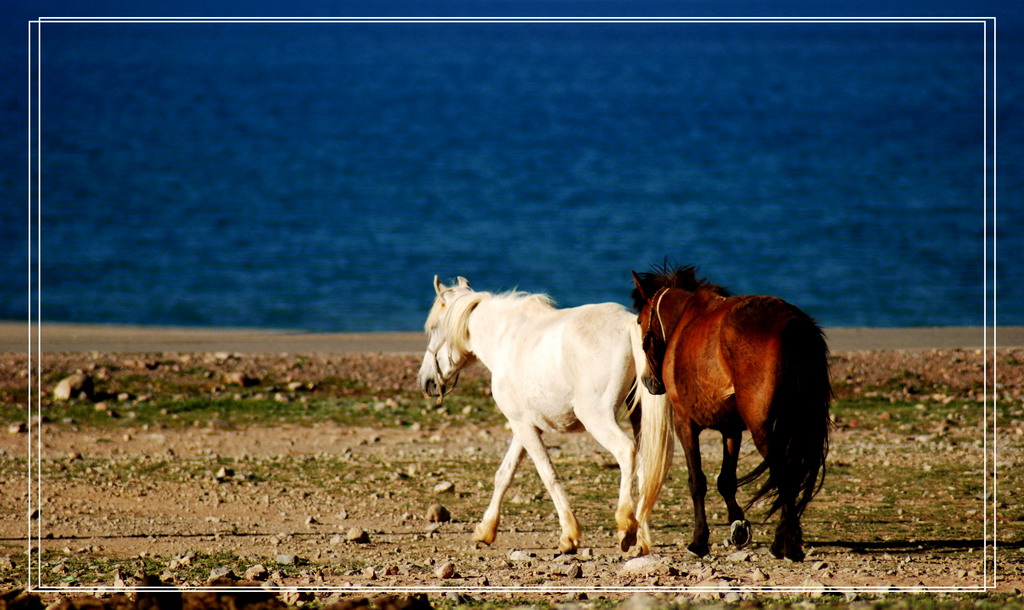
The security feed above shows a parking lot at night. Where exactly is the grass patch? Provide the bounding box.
[3,389,504,431]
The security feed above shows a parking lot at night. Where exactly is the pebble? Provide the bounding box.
[7,422,26,434]
[346,527,370,544]
[244,564,268,581]
[750,567,769,581]
[507,549,535,562]
[433,481,455,494]
[812,560,829,571]
[224,372,258,387]
[565,563,583,579]
[54,373,93,401]
[207,567,236,581]
[434,561,455,579]
[426,504,451,523]
[727,550,750,562]
[618,554,677,577]
[275,554,298,566]
[801,578,831,597]
[620,593,665,610]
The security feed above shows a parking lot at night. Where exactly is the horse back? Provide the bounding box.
[720,295,823,436]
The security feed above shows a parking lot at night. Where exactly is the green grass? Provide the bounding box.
[1,390,505,431]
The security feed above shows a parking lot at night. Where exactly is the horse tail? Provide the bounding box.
[628,320,674,555]
[738,315,832,520]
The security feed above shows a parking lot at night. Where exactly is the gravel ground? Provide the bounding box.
[0,347,1021,606]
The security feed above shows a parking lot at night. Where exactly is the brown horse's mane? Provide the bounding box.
[631,264,731,312]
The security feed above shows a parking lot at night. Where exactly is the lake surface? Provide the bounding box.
[3,7,1020,331]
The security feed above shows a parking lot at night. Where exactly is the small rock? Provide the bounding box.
[281,591,314,605]
[215,467,234,480]
[802,578,830,597]
[346,527,370,544]
[54,373,92,401]
[620,593,664,610]
[112,568,127,588]
[207,567,236,582]
[330,535,344,545]
[434,561,455,579]
[727,550,750,562]
[618,554,677,577]
[565,563,583,578]
[362,567,378,580]
[507,549,535,562]
[244,564,269,581]
[287,381,306,391]
[305,516,319,525]
[224,372,258,387]
[433,481,455,494]
[8,422,27,434]
[275,554,298,566]
[750,567,769,582]
[426,504,451,523]
[812,560,829,571]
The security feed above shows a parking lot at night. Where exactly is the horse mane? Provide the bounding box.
[426,289,554,353]
[493,290,556,310]
[425,290,486,353]
[631,263,731,311]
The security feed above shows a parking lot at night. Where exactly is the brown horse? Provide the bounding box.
[631,265,832,561]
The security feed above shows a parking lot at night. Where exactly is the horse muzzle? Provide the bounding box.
[641,371,667,395]
[420,372,460,405]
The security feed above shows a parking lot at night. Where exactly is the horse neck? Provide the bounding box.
[464,294,551,372]
[660,288,719,334]
[461,294,506,371]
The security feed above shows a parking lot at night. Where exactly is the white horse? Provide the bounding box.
[417,276,674,555]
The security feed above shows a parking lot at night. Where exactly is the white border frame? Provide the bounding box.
[25,15,999,597]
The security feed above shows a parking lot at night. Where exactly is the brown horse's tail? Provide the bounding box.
[738,316,832,519]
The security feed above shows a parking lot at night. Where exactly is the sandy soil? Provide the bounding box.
[0,345,1022,605]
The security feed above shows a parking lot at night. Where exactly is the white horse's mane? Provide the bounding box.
[426,289,556,353]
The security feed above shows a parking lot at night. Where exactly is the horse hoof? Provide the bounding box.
[686,541,710,558]
[730,520,752,548]
[472,524,497,546]
[786,546,805,562]
[618,529,638,553]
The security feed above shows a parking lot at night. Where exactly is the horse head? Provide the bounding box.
[418,275,479,403]
[631,271,669,395]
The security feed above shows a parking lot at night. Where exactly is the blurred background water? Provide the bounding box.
[2,2,1020,331]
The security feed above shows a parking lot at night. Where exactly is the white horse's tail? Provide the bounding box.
[629,320,675,555]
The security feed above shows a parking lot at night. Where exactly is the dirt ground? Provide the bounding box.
[0,347,1022,605]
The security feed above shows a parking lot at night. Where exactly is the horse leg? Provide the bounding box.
[473,436,525,546]
[512,422,582,554]
[718,431,752,548]
[679,421,710,557]
[748,428,806,561]
[771,500,805,561]
[576,405,639,554]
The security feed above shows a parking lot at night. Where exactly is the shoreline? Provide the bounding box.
[0,321,1021,353]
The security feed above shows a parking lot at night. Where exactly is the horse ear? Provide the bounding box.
[434,275,445,297]
[631,271,647,300]
[456,276,472,289]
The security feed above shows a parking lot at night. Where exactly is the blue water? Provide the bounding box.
[3,5,1021,332]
